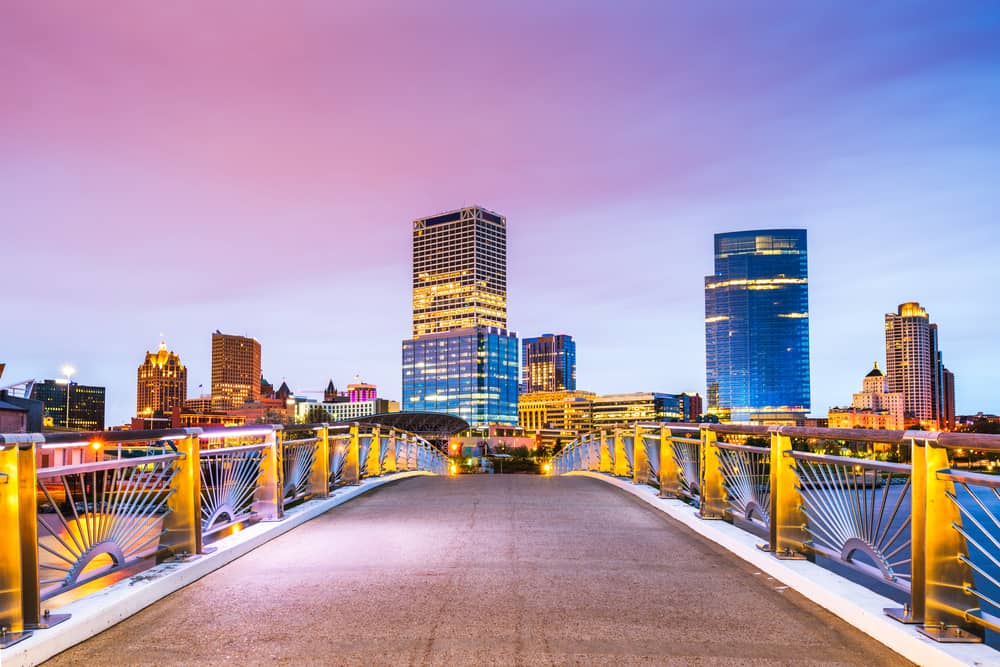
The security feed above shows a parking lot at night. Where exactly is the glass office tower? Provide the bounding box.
[30,379,106,431]
[521,333,576,393]
[402,327,519,427]
[402,205,519,427]
[705,229,810,423]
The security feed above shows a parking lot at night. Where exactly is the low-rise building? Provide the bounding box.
[828,363,905,430]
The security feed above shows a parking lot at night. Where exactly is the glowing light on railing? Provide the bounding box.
[449,464,458,475]
[199,427,275,440]
[91,440,103,451]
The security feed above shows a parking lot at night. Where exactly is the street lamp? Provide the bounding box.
[61,365,75,429]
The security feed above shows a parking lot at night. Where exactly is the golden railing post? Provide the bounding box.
[161,431,203,558]
[769,427,808,558]
[659,426,682,498]
[368,426,382,477]
[633,425,649,485]
[343,423,361,485]
[383,429,397,473]
[915,434,980,641]
[253,427,284,521]
[309,424,330,499]
[0,438,39,642]
[887,434,926,624]
[599,430,611,472]
[700,426,727,519]
[613,429,630,477]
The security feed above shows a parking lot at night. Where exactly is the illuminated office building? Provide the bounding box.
[30,379,106,431]
[518,390,596,432]
[885,302,955,428]
[347,381,377,403]
[522,334,576,393]
[136,341,187,417]
[211,331,262,409]
[411,206,507,337]
[403,327,519,427]
[591,392,690,427]
[403,206,518,427]
[705,229,811,423]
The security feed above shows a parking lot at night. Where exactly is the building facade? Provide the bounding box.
[885,302,954,428]
[828,363,905,430]
[295,398,396,424]
[30,379,106,431]
[403,206,519,427]
[211,331,262,409]
[136,341,187,417]
[347,382,377,403]
[705,229,811,423]
[521,333,576,393]
[518,390,597,432]
[411,206,507,337]
[403,327,519,427]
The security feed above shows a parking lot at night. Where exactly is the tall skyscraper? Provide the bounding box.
[885,302,954,427]
[705,229,810,423]
[211,331,262,409]
[412,206,507,337]
[402,206,519,427]
[522,334,576,393]
[136,341,187,417]
[30,379,106,431]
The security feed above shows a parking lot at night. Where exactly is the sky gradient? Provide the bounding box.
[3,1,999,425]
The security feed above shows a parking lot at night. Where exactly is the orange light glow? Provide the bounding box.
[90,441,103,451]
[449,464,458,475]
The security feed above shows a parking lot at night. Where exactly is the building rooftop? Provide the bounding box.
[866,362,884,378]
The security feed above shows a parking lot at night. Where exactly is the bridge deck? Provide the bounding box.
[47,476,910,666]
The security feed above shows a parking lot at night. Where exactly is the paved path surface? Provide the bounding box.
[47,476,910,666]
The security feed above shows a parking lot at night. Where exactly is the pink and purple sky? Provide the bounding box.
[3,2,999,424]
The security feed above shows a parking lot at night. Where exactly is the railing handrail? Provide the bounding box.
[36,452,181,480]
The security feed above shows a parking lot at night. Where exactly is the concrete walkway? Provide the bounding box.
[46,476,910,666]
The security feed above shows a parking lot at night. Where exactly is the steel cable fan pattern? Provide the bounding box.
[941,472,1000,627]
[36,455,179,600]
[718,445,771,531]
[200,446,266,537]
[793,455,912,591]
[671,439,701,502]
[282,437,318,504]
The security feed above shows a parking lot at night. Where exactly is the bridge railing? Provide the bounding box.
[0,422,448,647]
[553,423,1000,647]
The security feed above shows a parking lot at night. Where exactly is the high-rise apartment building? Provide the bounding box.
[885,302,954,427]
[30,379,106,431]
[402,206,519,427]
[705,229,811,423]
[211,331,262,409]
[522,334,576,393]
[136,341,187,417]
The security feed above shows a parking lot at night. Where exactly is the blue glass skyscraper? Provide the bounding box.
[705,230,810,423]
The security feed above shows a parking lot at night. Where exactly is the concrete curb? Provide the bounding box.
[0,471,433,667]
[567,471,998,667]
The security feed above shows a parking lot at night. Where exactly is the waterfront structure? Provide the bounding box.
[295,398,396,424]
[885,302,955,428]
[211,331,261,409]
[705,229,811,424]
[519,390,701,433]
[29,379,106,431]
[136,341,187,417]
[411,205,507,337]
[828,363,905,430]
[402,206,519,427]
[403,326,519,427]
[591,392,691,427]
[522,334,576,393]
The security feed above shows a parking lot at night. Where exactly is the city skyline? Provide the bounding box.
[3,3,999,424]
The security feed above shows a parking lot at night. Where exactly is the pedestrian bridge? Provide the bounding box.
[1,422,998,665]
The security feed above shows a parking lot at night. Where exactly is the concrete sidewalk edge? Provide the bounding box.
[566,471,997,667]
[0,471,433,667]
